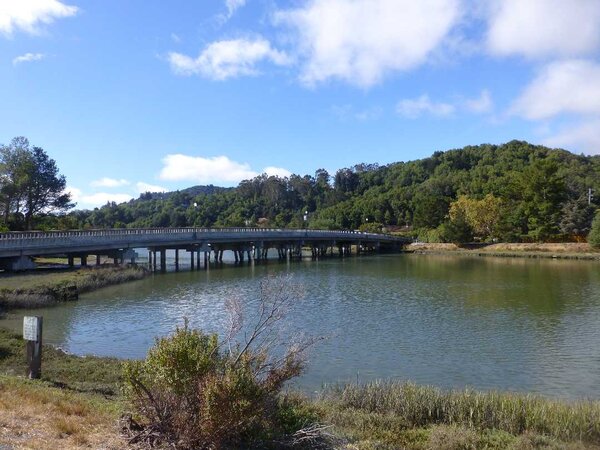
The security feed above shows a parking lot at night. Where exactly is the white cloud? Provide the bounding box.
[396,94,455,119]
[486,0,600,58]
[225,0,246,18]
[80,193,134,208]
[274,0,461,87]
[263,166,292,178]
[66,186,133,208]
[136,181,167,193]
[159,154,291,185]
[170,32,181,43]
[511,60,600,120]
[167,37,291,80]
[160,154,258,184]
[65,185,81,203]
[464,89,493,113]
[543,119,600,154]
[12,52,45,65]
[90,177,130,188]
[0,0,78,36]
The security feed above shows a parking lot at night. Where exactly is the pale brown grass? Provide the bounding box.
[0,377,125,450]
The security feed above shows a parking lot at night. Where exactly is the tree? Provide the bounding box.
[519,158,566,240]
[0,137,73,230]
[588,210,600,248]
[449,194,503,240]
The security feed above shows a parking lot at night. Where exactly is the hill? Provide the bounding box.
[67,140,600,242]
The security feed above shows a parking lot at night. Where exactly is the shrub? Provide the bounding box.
[123,276,325,449]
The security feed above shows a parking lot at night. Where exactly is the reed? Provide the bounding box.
[319,381,600,444]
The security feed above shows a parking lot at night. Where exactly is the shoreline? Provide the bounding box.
[0,327,598,449]
[404,242,600,261]
[0,265,150,310]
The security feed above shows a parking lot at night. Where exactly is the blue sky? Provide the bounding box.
[1,0,600,208]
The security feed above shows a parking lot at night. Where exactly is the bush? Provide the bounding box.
[588,210,600,248]
[123,276,326,449]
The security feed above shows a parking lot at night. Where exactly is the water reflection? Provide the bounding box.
[1,254,599,400]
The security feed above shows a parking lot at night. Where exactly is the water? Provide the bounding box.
[2,253,600,399]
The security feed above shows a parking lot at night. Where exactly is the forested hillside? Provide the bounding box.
[61,140,600,243]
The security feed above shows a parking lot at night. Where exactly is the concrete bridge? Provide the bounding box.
[0,228,410,271]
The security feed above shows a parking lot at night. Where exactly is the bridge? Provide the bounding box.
[0,228,410,271]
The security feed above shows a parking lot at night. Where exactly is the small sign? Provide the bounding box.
[23,316,40,341]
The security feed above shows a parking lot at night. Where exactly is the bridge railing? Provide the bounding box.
[0,227,399,239]
[0,228,406,253]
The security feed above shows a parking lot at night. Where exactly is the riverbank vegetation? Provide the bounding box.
[1,326,599,449]
[0,265,149,310]
[406,242,600,259]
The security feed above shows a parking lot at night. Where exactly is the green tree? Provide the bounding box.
[588,210,600,248]
[0,137,73,230]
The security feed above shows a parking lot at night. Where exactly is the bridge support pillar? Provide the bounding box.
[190,250,194,270]
[68,255,74,268]
[81,255,87,267]
[96,254,101,265]
[196,250,200,269]
[175,249,179,271]
[204,251,208,269]
[160,249,166,273]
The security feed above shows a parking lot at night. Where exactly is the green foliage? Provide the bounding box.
[42,140,600,244]
[320,381,600,445]
[448,194,502,241]
[588,210,600,248]
[123,319,316,449]
[358,221,384,233]
[0,137,73,230]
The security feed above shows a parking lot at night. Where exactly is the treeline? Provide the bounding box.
[3,138,600,243]
[70,140,600,243]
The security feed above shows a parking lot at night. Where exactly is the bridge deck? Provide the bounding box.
[0,228,408,259]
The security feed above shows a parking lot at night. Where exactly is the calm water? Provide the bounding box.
[2,254,600,399]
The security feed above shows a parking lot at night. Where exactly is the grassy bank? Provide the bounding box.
[406,242,600,260]
[1,328,599,449]
[0,265,149,310]
[0,328,125,449]
[317,382,600,449]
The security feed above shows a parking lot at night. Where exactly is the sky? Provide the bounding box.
[1,0,600,209]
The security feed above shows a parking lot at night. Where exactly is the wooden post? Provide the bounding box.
[23,316,43,379]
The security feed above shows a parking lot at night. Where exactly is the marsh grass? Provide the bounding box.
[319,382,600,446]
[0,327,123,395]
[0,265,149,309]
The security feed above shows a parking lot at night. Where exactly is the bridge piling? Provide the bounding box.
[160,249,166,273]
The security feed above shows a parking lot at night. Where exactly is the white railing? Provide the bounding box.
[0,227,403,241]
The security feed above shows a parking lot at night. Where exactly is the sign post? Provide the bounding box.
[23,316,43,379]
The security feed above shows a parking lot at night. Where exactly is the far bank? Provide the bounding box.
[405,242,600,260]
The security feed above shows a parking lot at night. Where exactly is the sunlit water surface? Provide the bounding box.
[2,254,600,399]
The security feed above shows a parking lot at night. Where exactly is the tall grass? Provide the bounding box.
[0,265,149,309]
[320,381,600,444]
